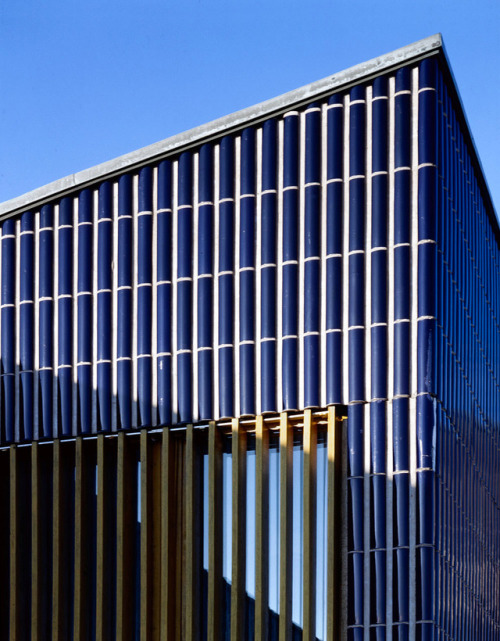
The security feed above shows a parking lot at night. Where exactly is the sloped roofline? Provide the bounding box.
[0,32,497,235]
[437,39,499,237]
[0,34,443,218]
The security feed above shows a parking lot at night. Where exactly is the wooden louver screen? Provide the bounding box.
[0,406,346,641]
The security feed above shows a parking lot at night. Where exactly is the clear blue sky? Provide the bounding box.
[1,0,499,215]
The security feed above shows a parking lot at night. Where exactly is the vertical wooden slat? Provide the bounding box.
[303,409,317,641]
[17,448,31,641]
[140,429,152,641]
[116,432,136,641]
[152,437,162,641]
[340,416,348,636]
[73,437,84,641]
[0,449,10,641]
[207,421,223,641]
[96,435,105,639]
[52,440,72,641]
[9,445,19,641]
[255,415,270,640]
[96,434,115,641]
[31,442,41,641]
[326,405,336,641]
[160,428,176,641]
[175,436,186,641]
[51,440,60,641]
[140,430,161,641]
[74,437,94,641]
[279,412,293,641]
[231,418,247,641]
[326,406,343,641]
[185,424,200,641]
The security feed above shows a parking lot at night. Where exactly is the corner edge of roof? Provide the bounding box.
[437,38,499,229]
[0,33,443,218]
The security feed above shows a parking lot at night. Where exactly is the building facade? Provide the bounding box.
[0,34,499,640]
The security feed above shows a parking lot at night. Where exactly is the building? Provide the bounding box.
[0,34,498,640]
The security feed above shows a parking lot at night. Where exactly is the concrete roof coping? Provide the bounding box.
[0,34,443,218]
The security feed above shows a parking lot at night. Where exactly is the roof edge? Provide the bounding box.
[437,40,499,227]
[0,34,443,218]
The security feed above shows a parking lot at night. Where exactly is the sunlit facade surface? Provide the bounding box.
[0,35,498,640]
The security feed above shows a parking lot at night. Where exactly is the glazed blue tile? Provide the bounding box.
[348,327,365,403]
[371,326,388,400]
[239,343,255,416]
[177,352,193,423]
[262,119,277,192]
[197,350,213,420]
[326,331,342,405]
[260,341,276,413]
[156,355,171,426]
[304,334,319,408]
[218,347,234,418]
[282,337,298,410]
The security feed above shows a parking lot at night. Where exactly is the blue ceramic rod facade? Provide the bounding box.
[20,211,34,441]
[434,59,500,638]
[0,76,433,441]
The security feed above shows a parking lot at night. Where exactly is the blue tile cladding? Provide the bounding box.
[117,174,133,429]
[97,181,112,432]
[77,189,93,434]
[0,46,498,637]
[20,211,34,440]
[39,204,54,437]
[58,198,72,437]
[434,59,500,638]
